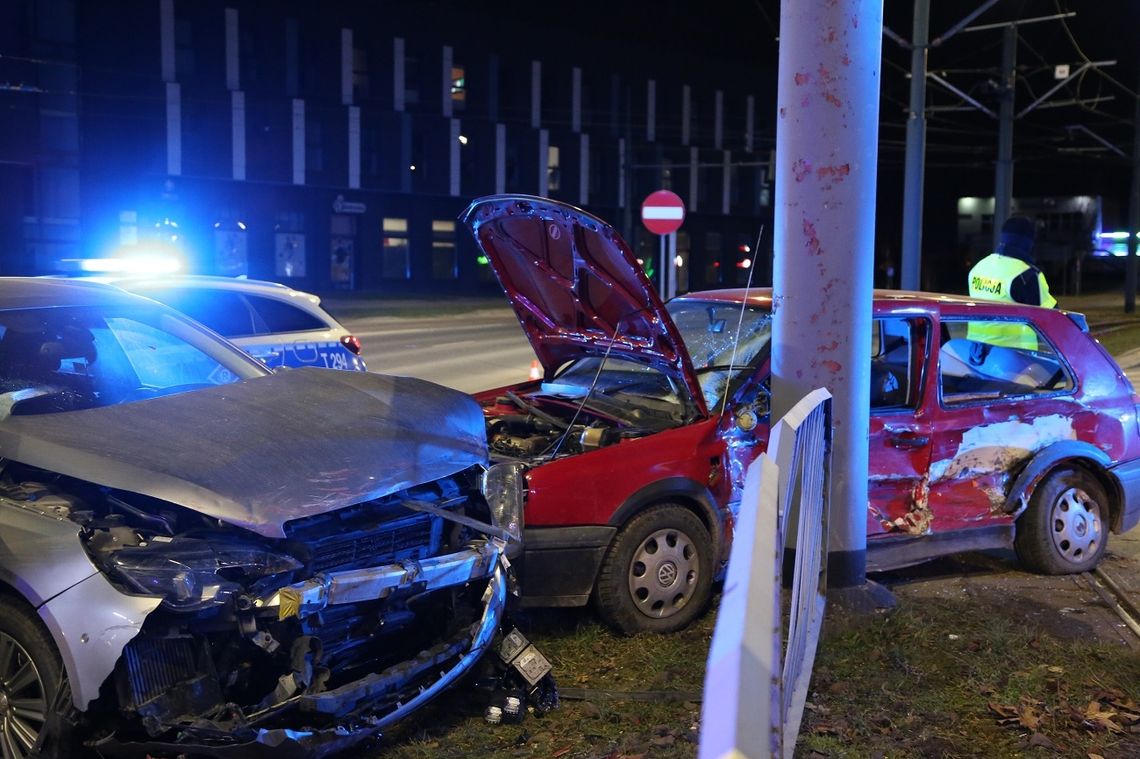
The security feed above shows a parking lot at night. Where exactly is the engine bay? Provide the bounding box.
[482,383,689,463]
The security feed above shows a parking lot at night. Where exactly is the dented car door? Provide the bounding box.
[926,315,1082,530]
[867,316,934,537]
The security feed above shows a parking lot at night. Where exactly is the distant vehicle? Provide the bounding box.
[464,194,1140,635]
[110,275,367,371]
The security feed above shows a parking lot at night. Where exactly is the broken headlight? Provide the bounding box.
[108,537,303,610]
[482,462,526,542]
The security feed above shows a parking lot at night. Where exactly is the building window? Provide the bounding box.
[175,18,196,77]
[382,217,410,280]
[703,231,723,286]
[306,119,323,173]
[451,65,466,109]
[547,145,561,192]
[405,55,420,106]
[353,47,370,99]
[275,210,306,278]
[431,219,457,280]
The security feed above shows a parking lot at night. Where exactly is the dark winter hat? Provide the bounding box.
[998,215,1036,258]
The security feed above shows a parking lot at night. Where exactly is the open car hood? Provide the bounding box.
[0,369,488,538]
[462,195,704,412]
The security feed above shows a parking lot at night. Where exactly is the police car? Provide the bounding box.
[109,275,367,371]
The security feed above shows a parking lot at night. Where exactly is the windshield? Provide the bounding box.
[549,299,772,412]
[668,299,772,408]
[0,303,266,415]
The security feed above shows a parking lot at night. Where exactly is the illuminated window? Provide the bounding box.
[547,145,561,192]
[431,220,457,280]
[450,65,466,109]
[382,217,410,280]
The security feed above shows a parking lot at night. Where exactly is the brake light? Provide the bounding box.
[340,335,362,355]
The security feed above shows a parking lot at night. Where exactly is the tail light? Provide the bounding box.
[340,335,362,356]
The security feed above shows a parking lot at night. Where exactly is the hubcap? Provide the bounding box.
[1050,486,1102,565]
[0,632,48,759]
[628,527,700,619]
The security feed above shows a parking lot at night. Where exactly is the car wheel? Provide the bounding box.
[0,597,67,759]
[1015,467,1108,574]
[594,504,713,635]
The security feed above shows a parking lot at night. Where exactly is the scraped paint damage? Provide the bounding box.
[881,415,1077,536]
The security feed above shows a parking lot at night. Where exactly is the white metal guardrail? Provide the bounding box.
[699,388,833,759]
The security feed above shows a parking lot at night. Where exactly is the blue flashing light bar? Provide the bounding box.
[57,253,183,276]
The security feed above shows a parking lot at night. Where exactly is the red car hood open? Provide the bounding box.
[462,195,705,413]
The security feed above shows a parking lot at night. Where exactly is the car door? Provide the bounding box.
[242,294,336,369]
[926,315,1078,531]
[866,315,935,538]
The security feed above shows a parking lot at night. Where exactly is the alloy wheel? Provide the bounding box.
[0,632,47,759]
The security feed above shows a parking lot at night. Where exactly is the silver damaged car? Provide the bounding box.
[0,278,523,757]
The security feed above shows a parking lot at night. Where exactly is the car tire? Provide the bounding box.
[1015,467,1108,575]
[0,595,71,759]
[593,504,713,635]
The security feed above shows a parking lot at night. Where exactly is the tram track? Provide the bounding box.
[1083,567,1140,647]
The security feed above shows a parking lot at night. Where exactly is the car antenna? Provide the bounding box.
[718,224,765,421]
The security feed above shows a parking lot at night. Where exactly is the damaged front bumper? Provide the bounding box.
[79,540,512,757]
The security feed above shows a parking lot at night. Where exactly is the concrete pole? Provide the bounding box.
[992,24,1017,250]
[900,0,930,291]
[773,0,882,588]
[1125,66,1140,314]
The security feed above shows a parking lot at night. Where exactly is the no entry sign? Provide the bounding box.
[641,190,686,235]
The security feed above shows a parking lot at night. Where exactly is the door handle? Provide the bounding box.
[889,431,929,448]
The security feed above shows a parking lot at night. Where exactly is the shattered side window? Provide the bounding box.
[871,317,920,410]
[939,319,1074,403]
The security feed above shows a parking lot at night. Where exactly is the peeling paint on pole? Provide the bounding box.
[772,0,883,586]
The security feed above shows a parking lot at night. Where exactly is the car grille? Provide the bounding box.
[284,500,451,575]
[306,512,439,573]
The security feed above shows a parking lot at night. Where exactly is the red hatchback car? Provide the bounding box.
[463,195,1140,634]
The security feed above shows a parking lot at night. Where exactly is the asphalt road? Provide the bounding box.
[341,308,537,393]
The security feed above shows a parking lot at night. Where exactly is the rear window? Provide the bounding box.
[136,288,257,337]
[246,295,328,333]
[939,318,1074,403]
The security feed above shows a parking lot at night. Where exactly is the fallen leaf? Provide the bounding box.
[989,702,1019,719]
[1018,702,1042,731]
[552,748,572,758]
[1088,753,1106,759]
[1083,702,1124,734]
[1027,732,1056,750]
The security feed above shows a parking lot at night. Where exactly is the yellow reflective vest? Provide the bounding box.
[967,253,1056,350]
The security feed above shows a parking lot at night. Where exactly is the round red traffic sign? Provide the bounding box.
[641,190,686,235]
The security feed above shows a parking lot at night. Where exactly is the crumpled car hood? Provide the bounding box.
[0,368,488,538]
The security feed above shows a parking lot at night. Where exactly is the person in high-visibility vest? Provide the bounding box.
[967,215,1056,350]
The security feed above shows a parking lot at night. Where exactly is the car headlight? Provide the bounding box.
[482,462,526,542]
[107,537,303,610]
